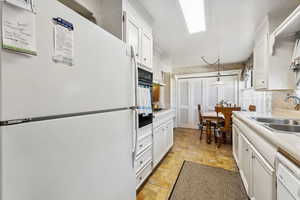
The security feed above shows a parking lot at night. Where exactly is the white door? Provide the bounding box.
[125,14,141,62]
[1,1,134,121]
[217,76,239,104]
[166,120,174,149]
[251,150,274,200]
[153,126,165,166]
[0,110,136,200]
[177,80,191,128]
[141,30,153,69]
[253,37,268,89]
[177,79,204,129]
[202,77,218,111]
[189,79,204,127]
[240,134,252,196]
[232,125,240,166]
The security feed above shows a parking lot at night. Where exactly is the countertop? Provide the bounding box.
[233,111,300,166]
[153,109,175,117]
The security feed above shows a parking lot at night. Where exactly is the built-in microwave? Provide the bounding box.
[138,68,153,128]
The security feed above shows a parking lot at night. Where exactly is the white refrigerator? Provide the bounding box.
[0,1,136,200]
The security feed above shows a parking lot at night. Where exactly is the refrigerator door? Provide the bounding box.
[0,110,136,200]
[0,1,134,121]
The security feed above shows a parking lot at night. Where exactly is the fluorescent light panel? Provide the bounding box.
[179,0,206,34]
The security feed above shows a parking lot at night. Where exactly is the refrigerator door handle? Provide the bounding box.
[131,46,139,167]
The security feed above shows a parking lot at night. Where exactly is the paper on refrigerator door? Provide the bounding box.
[53,18,74,66]
[2,2,37,55]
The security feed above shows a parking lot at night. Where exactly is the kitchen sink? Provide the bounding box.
[265,124,300,133]
[251,117,300,125]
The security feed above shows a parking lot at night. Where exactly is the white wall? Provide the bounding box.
[126,0,153,32]
[240,89,272,113]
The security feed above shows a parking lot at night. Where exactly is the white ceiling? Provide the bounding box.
[139,0,300,68]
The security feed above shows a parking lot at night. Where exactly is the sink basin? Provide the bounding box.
[252,117,300,125]
[266,124,300,133]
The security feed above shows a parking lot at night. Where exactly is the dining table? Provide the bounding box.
[201,111,224,144]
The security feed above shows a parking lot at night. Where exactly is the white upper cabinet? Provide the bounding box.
[254,35,268,89]
[124,12,153,71]
[141,31,153,69]
[253,15,296,90]
[125,14,141,62]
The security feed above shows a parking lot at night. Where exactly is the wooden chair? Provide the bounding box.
[249,105,256,112]
[198,105,217,143]
[215,106,241,148]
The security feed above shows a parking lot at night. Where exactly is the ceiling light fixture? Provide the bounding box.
[201,56,224,86]
[178,0,206,34]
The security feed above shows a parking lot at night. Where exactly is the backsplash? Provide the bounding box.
[272,90,300,110]
[241,89,272,113]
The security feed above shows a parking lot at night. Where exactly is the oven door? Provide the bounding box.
[138,114,153,128]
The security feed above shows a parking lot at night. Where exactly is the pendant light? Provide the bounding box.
[201,56,224,86]
[214,58,224,86]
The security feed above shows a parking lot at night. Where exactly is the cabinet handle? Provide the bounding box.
[139,144,143,148]
[140,161,143,165]
[252,155,255,159]
[246,148,249,152]
[139,176,143,181]
[136,54,139,57]
[144,58,147,61]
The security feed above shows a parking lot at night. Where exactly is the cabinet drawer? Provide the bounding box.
[138,124,152,139]
[135,146,152,173]
[136,134,152,155]
[136,162,152,189]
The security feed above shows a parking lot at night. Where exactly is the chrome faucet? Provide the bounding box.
[285,94,300,111]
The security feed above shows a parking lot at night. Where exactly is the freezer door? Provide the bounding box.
[0,110,136,200]
[0,1,134,121]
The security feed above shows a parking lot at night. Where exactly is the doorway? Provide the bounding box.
[176,75,239,129]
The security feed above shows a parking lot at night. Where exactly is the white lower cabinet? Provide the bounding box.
[153,112,175,168]
[135,125,153,189]
[239,134,252,195]
[153,126,166,167]
[135,112,174,189]
[136,161,152,189]
[251,149,274,200]
[153,120,174,167]
[232,125,240,165]
[166,121,174,150]
[236,126,275,200]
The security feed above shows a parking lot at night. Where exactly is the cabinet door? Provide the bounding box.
[251,150,274,200]
[125,15,141,62]
[253,36,268,89]
[239,134,252,196]
[166,121,174,150]
[232,126,239,166]
[141,30,153,69]
[153,126,165,166]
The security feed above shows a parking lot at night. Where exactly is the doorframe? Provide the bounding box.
[175,70,242,128]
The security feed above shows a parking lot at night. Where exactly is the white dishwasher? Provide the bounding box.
[276,153,300,200]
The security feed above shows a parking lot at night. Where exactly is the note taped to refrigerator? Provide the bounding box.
[53,18,74,66]
[2,2,37,55]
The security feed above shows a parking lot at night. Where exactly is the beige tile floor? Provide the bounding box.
[137,128,237,200]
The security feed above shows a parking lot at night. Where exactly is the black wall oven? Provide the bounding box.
[138,68,153,128]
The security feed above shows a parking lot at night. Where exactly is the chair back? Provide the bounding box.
[215,106,241,133]
[198,105,203,123]
[249,105,256,112]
